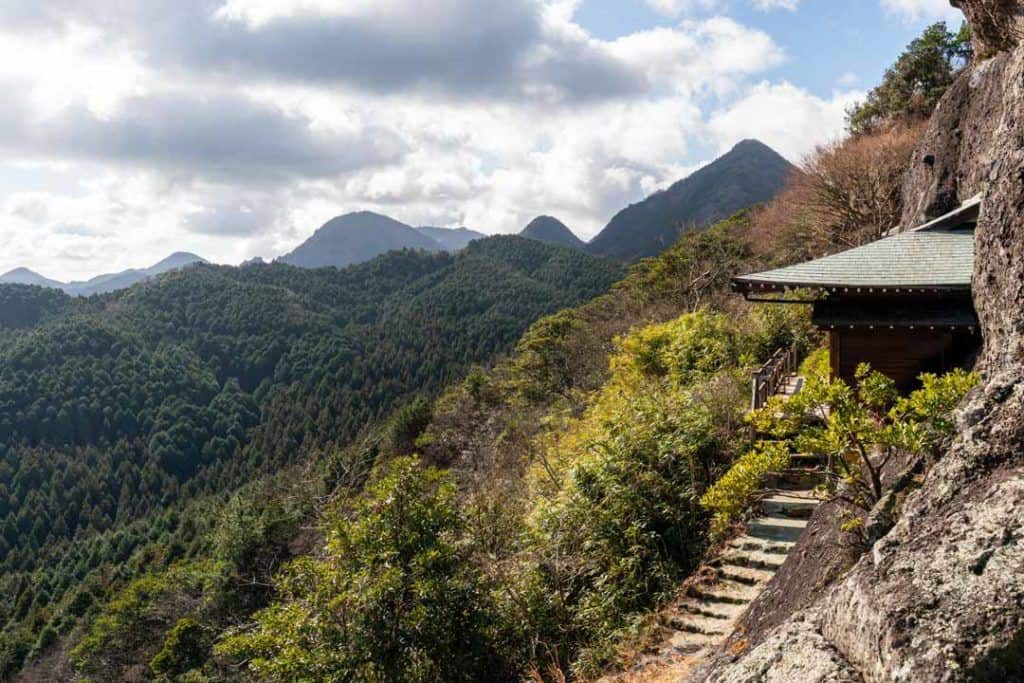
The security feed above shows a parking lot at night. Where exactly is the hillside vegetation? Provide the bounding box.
[0,236,621,678]
[1,19,981,681]
[193,211,814,681]
[203,22,977,680]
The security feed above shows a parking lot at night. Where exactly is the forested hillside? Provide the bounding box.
[0,236,621,678]
[174,22,976,681]
[1,19,980,681]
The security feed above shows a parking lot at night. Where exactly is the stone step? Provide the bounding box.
[747,515,809,544]
[759,492,820,519]
[768,469,825,490]
[667,630,719,655]
[675,598,747,621]
[686,579,761,605]
[727,534,794,555]
[716,563,776,586]
[718,548,786,571]
[668,613,730,636]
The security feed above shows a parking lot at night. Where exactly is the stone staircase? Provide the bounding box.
[605,451,826,682]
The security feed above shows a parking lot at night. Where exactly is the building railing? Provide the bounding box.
[750,342,799,411]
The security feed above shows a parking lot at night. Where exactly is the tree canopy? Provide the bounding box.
[847,21,972,135]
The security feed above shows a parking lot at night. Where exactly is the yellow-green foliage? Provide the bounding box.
[71,560,227,676]
[528,310,744,496]
[510,309,581,401]
[613,311,740,385]
[743,294,817,361]
[150,617,208,679]
[753,362,978,511]
[700,441,791,537]
[517,309,770,674]
[800,347,831,383]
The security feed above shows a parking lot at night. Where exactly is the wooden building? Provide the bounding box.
[732,198,981,391]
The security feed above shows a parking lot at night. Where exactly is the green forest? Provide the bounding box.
[0,236,621,677]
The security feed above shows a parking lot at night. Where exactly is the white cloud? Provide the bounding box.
[0,0,853,279]
[608,18,784,97]
[880,0,963,23]
[837,71,860,87]
[708,81,863,162]
[645,0,799,16]
[751,0,799,10]
[644,0,717,18]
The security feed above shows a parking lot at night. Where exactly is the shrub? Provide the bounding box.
[613,310,740,385]
[700,442,791,538]
[71,560,226,680]
[150,618,208,678]
[525,385,719,676]
[743,298,816,361]
[752,364,978,515]
[217,457,503,682]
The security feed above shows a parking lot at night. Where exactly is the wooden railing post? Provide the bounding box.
[750,342,802,412]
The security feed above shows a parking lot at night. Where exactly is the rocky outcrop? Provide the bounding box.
[951,0,1024,56]
[698,2,1024,680]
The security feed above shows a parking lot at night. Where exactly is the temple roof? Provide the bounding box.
[733,198,979,294]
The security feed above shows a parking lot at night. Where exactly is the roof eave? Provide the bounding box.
[731,278,972,296]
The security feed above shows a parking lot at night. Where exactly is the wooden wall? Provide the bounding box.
[828,328,978,391]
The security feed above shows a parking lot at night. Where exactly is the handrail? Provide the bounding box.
[750,342,799,411]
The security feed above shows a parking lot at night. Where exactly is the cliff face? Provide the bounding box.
[699,3,1024,681]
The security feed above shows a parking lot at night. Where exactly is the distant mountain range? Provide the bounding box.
[0,252,207,296]
[416,226,486,251]
[1,139,794,293]
[587,139,795,261]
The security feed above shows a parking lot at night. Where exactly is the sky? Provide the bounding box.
[0,0,965,280]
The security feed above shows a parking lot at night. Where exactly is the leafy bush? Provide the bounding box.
[700,441,791,538]
[751,363,978,518]
[742,296,816,361]
[508,307,793,674]
[150,617,208,679]
[613,310,740,385]
[527,386,718,645]
[217,457,503,682]
[71,560,227,679]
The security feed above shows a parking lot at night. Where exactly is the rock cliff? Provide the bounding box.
[697,2,1024,680]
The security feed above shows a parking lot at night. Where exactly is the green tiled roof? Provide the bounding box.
[734,227,974,291]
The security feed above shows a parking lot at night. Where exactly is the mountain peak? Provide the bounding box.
[520,216,585,249]
[3,267,41,278]
[587,140,795,262]
[280,211,442,269]
[0,267,66,289]
[730,138,774,153]
[148,252,207,273]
